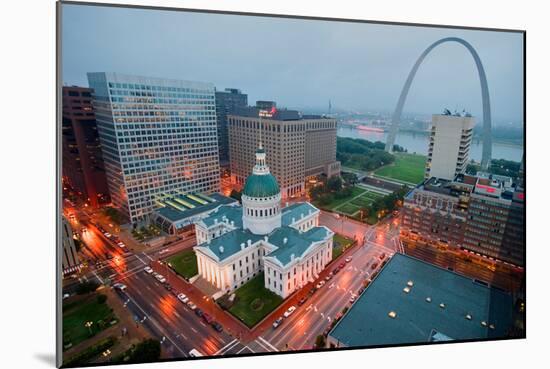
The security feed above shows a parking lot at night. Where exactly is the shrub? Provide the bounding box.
[75,281,99,295]
[97,294,107,304]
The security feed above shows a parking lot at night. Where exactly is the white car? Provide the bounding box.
[177,293,189,303]
[349,294,357,303]
[155,274,166,283]
[118,242,126,248]
[104,232,112,238]
[187,302,197,310]
[283,306,296,318]
[113,283,127,291]
[316,280,326,289]
[143,266,153,274]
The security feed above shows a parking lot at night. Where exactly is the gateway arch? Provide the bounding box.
[385,37,492,169]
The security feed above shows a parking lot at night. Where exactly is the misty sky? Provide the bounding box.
[62,4,524,124]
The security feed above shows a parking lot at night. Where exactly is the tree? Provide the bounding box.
[315,334,326,349]
[327,176,343,192]
[76,281,99,295]
[97,294,108,304]
[125,339,161,363]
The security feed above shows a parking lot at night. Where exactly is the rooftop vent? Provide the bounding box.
[219,246,224,253]
[489,324,495,330]
[407,280,414,287]
[388,311,397,319]
[292,217,295,223]
[214,218,218,224]
[231,220,234,226]
[439,303,446,309]
[247,239,252,246]
[465,314,472,320]
[283,237,288,244]
[426,297,432,303]
[240,243,245,250]
[291,253,295,261]
[403,287,410,293]
[481,321,488,327]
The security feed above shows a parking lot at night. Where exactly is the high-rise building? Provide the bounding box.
[228,106,340,198]
[215,88,248,163]
[62,86,109,207]
[61,216,80,274]
[87,73,220,223]
[400,172,525,266]
[425,111,474,180]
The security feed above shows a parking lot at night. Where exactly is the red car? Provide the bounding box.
[339,262,345,269]
[202,313,214,324]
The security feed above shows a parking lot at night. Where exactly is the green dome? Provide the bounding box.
[242,174,280,198]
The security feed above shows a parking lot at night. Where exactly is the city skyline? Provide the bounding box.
[62,4,524,124]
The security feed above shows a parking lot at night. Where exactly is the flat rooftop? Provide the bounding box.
[328,253,514,347]
[154,193,237,223]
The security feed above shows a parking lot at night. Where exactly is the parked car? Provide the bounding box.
[104,232,112,238]
[117,242,126,249]
[316,280,325,289]
[202,313,214,324]
[211,322,223,332]
[339,262,346,269]
[379,253,386,260]
[272,317,283,329]
[283,306,296,318]
[333,267,340,274]
[164,284,172,292]
[143,266,153,274]
[349,294,357,303]
[325,272,333,281]
[345,256,353,263]
[371,262,378,270]
[155,274,166,283]
[195,308,203,317]
[177,293,189,303]
[187,302,197,310]
[298,297,307,306]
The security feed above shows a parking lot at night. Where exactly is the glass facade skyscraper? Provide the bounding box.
[87,73,220,223]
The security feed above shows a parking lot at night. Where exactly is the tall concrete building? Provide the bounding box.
[400,172,525,267]
[228,106,339,198]
[87,73,220,223]
[61,216,80,274]
[215,88,248,164]
[425,111,474,180]
[62,86,109,207]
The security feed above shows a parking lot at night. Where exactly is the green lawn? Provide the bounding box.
[227,273,283,327]
[63,294,117,348]
[313,186,366,211]
[166,249,198,279]
[374,153,426,184]
[338,203,361,216]
[333,234,354,260]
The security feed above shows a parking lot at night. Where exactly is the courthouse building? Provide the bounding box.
[193,143,334,298]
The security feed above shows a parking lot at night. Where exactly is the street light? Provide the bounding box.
[84,321,93,335]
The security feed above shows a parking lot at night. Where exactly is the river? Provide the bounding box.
[337,127,524,162]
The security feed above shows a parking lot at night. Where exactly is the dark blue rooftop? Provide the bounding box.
[329,253,514,347]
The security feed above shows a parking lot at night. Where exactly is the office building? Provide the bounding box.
[425,111,474,180]
[193,145,334,298]
[400,172,525,266]
[228,105,340,198]
[62,86,109,207]
[87,73,220,223]
[61,216,80,275]
[327,253,514,348]
[215,88,248,163]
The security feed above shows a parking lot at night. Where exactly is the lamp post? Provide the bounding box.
[84,321,93,335]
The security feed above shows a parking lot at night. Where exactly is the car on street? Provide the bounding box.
[211,322,223,332]
[283,306,296,318]
[164,284,172,292]
[345,256,353,263]
[339,262,346,269]
[113,283,127,291]
[104,232,112,238]
[195,308,203,317]
[316,280,326,289]
[298,297,307,306]
[177,293,189,303]
[371,262,378,270]
[156,275,167,283]
[202,313,214,324]
[187,302,197,310]
[333,266,340,274]
[117,242,126,248]
[325,272,333,281]
[349,294,357,303]
[81,227,87,233]
[379,253,386,260]
[143,266,153,274]
[272,317,283,329]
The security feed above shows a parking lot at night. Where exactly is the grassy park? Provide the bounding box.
[226,274,283,327]
[62,294,118,348]
[333,234,355,260]
[166,249,198,279]
[373,153,426,184]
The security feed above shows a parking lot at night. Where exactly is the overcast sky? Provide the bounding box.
[62,4,524,124]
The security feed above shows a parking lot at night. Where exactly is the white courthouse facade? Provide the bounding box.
[193,144,334,299]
